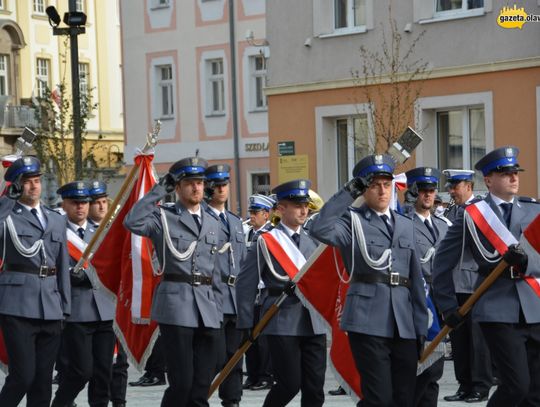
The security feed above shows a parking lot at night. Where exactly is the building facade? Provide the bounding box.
[265,0,540,200]
[0,0,124,201]
[120,0,269,215]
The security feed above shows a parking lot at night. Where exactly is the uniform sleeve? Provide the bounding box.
[309,188,354,248]
[0,197,17,238]
[123,183,166,239]
[235,240,264,329]
[56,224,71,316]
[410,231,428,336]
[432,207,465,313]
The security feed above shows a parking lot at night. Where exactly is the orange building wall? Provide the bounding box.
[267,67,540,197]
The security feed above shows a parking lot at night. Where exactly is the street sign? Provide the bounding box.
[277,141,295,156]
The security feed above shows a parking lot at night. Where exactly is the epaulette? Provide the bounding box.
[463,196,483,207]
[227,210,242,220]
[394,210,412,220]
[43,206,63,217]
[518,196,538,204]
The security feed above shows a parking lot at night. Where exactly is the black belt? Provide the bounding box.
[221,275,237,287]
[267,288,285,296]
[163,273,212,286]
[478,266,522,280]
[352,272,411,288]
[4,264,57,278]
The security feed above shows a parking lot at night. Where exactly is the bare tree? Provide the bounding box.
[352,4,430,153]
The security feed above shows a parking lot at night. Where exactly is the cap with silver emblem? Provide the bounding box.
[88,180,108,200]
[352,154,395,179]
[57,181,92,202]
[474,146,524,176]
[248,194,275,211]
[4,156,42,182]
[405,167,441,190]
[169,157,208,181]
[205,164,231,186]
[272,179,312,203]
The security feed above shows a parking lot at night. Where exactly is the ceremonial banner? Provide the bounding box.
[91,153,160,369]
[295,245,362,401]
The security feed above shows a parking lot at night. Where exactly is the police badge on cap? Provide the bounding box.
[57,181,92,202]
[4,156,42,182]
[272,179,312,203]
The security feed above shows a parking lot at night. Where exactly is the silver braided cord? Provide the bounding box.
[464,210,501,263]
[257,235,290,282]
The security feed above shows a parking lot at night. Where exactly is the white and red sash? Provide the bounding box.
[259,228,306,280]
[66,228,89,268]
[465,200,540,297]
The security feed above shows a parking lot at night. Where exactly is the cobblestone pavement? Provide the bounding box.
[1,359,488,406]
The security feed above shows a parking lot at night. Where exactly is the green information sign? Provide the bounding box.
[277,141,295,156]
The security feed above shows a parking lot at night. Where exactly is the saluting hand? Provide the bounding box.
[6,174,23,200]
[159,172,177,194]
[344,175,371,199]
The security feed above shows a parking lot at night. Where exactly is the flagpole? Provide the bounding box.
[72,121,160,275]
[420,258,509,363]
[208,243,328,398]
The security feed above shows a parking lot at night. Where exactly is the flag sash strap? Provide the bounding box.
[465,200,517,255]
[259,228,306,280]
[465,201,540,298]
[520,237,540,298]
[66,228,88,268]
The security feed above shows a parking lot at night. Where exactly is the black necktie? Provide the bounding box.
[500,202,513,227]
[219,212,229,231]
[77,227,85,240]
[424,218,437,241]
[291,233,300,247]
[380,214,393,237]
[30,208,43,228]
[192,214,201,232]
[248,229,254,242]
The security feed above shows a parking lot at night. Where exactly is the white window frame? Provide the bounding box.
[206,58,226,116]
[314,0,373,38]
[0,54,9,96]
[414,0,490,24]
[36,58,50,98]
[334,0,367,31]
[250,54,267,111]
[157,64,174,119]
[78,62,89,99]
[33,0,45,14]
[415,92,494,191]
[151,0,170,9]
[315,103,374,200]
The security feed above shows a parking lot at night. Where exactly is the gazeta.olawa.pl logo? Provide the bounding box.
[497,4,540,29]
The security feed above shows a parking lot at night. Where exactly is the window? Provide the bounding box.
[78,63,89,98]
[75,0,85,12]
[152,0,170,8]
[334,0,366,29]
[36,58,50,98]
[251,173,270,195]
[206,58,225,115]
[336,115,372,185]
[250,54,267,110]
[157,65,174,118]
[33,0,45,14]
[0,55,9,96]
[437,107,485,185]
[0,1,5,11]
[436,0,483,13]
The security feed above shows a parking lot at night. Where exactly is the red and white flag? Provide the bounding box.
[91,153,161,369]
[465,201,540,297]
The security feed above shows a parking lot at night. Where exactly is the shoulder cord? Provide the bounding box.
[257,235,290,282]
[218,242,235,270]
[5,215,47,264]
[340,210,392,284]
[420,246,436,264]
[158,208,198,276]
[464,210,501,263]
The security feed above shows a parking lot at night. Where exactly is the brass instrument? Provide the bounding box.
[308,189,324,213]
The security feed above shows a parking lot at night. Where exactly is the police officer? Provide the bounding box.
[440,169,493,403]
[310,155,428,407]
[203,163,246,407]
[404,167,449,407]
[243,194,274,391]
[88,180,108,227]
[433,146,540,406]
[236,180,327,407]
[51,181,116,407]
[124,156,222,407]
[0,156,70,407]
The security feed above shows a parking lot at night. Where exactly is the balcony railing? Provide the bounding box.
[2,105,38,129]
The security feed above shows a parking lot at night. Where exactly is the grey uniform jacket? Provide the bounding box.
[124,184,222,328]
[445,200,480,293]
[409,214,449,283]
[0,197,70,319]
[433,193,540,323]
[310,189,428,340]
[204,205,246,315]
[65,220,115,322]
[236,223,326,336]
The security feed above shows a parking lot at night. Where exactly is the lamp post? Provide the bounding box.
[46,1,87,180]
